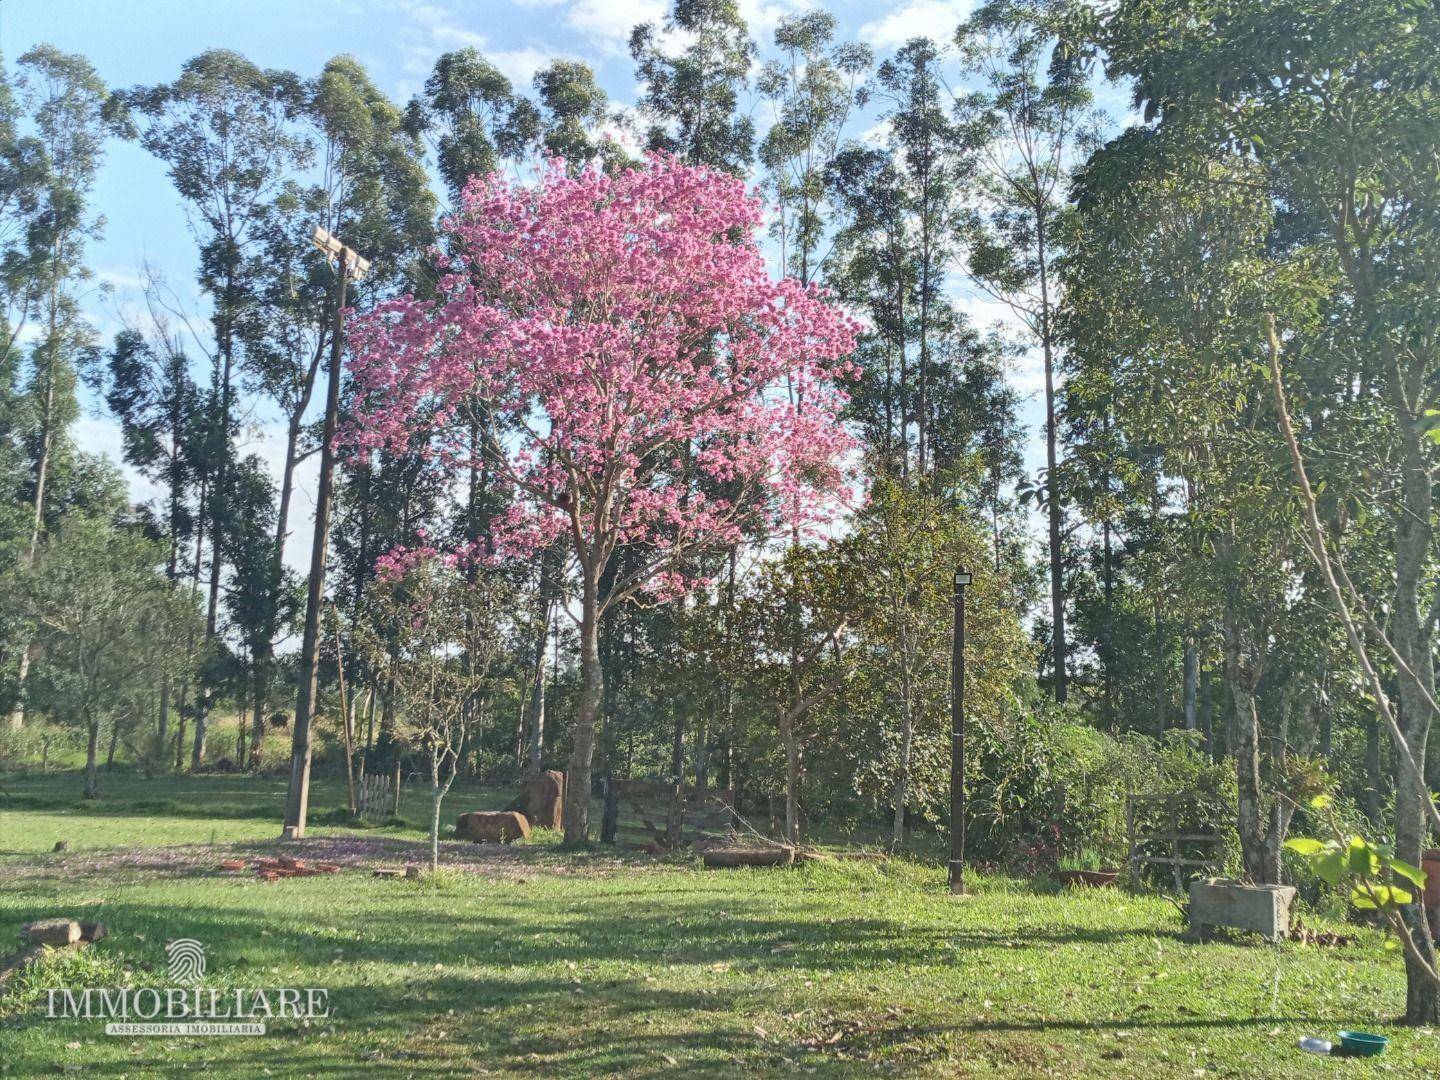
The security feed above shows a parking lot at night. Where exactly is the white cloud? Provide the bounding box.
[859,0,975,51]
[563,0,667,53]
[387,0,568,97]
[490,47,557,87]
[736,0,809,38]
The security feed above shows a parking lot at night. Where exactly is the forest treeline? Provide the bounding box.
[1,0,1438,1021]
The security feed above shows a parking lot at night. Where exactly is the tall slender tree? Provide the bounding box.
[631,0,755,174]
[97,305,202,750]
[7,46,108,729]
[120,51,310,764]
[954,1,1102,702]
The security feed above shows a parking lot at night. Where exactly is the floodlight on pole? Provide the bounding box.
[311,225,370,280]
[282,225,370,841]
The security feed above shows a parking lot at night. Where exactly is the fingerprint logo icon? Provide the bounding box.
[166,938,206,984]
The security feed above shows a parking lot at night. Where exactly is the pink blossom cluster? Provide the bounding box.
[373,536,493,584]
[346,154,860,595]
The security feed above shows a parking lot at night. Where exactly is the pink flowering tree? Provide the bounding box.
[347,155,859,843]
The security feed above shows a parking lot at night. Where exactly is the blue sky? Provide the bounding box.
[7,0,1132,579]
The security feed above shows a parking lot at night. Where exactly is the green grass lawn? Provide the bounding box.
[1,770,1436,1077]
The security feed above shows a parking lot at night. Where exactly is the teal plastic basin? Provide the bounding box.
[1336,1030,1388,1057]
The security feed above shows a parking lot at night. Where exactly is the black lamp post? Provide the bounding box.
[950,566,972,895]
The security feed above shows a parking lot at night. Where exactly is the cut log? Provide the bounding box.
[22,919,81,946]
[702,847,795,869]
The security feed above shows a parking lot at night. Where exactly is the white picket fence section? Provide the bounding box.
[358,773,393,822]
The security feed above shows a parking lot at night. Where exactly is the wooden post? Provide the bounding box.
[1126,792,1138,888]
[392,761,402,817]
[282,246,351,840]
[333,611,356,814]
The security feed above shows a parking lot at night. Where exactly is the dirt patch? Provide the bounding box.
[3,833,653,885]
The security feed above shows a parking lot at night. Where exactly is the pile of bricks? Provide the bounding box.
[218,856,341,881]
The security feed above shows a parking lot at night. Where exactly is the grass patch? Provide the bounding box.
[0,771,1435,1076]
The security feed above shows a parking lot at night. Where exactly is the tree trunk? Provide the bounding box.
[105,717,120,770]
[430,775,443,873]
[1222,608,1284,885]
[779,707,801,846]
[1037,213,1067,703]
[524,555,553,776]
[191,702,208,772]
[562,566,603,845]
[1390,420,1440,1023]
[1183,642,1198,731]
[1363,715,1384,828]
[1200,667,1214,758]
[10,244,64,731]
[890,683,914,852]
[670,713,685,782]
[250,664,268,769]
[83,713,100,800]
[694,714,709,791]
[156,674,170,759]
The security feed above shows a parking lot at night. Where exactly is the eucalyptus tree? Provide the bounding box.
[630,0,754,173]
[953,0,1103,703]
[219,454,289,765]
[6,46,108,730]
[532,60,626,175]
[869,38,969,482]
[120,52,309,659]
[1065,126,1338,885]
[757,12,870,286]
[98,313,202,749]
[118,52,311,764]
[826,145,913,476]
[1086,0,1440,1024]
[0,58,52,370]
[404,47,538,200]
[232,56,435,768]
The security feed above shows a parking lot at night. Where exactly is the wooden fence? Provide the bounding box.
[601,779,736,851]
[358,773,395,822]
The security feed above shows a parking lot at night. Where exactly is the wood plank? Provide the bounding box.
[1136,834,1220,843]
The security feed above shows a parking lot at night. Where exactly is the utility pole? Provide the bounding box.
[949,567,972,895]
[282,226,369,840]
